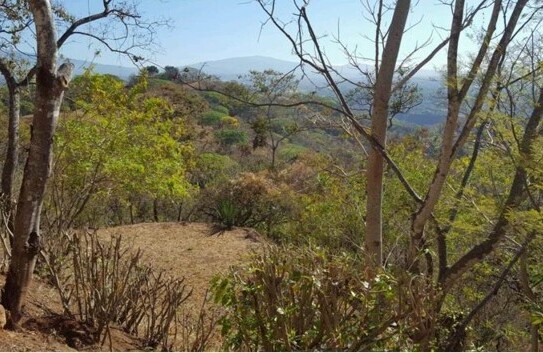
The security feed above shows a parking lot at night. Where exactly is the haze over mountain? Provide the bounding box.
[68,58,138,79]
[187,56,300,80]
[184,56,444,126]
[69,55,444,126]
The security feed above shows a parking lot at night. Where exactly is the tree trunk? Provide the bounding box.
[519,251,539,352]
[1,0,73,328]
[0,78,21,240]
[410,0,526,270]
[153,199,159,222]
[1,86,20,206]
[365,0,410,265]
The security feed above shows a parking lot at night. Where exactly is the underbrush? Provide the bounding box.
[211,245,434,351]
[39,230,219,351]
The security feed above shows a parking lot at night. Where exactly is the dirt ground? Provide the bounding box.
[98,222,264,308]
[0,222,264,351]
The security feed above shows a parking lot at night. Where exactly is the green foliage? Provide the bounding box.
[191,152,239,187]
[213,105,230,115]
[277,143,307,161]
[281,159,366,251]
[200,110,225,126]
[145,79,208,119]
[214,129,248,146]
[202,81,251,116]
[0,85,34,115]
[51,72,194,226]
[212,245,423,351]
[213,199,239,230]
[145,65,159,76]
[206,172,296,233]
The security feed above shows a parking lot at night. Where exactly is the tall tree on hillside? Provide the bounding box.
[1,0,73,328]
[247,69,304,170]
[256,0,459,266]
[0,0,162,230]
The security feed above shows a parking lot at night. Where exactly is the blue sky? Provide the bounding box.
[59,1,471,70]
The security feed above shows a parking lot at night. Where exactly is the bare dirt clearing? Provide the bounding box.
[98,222,265,307]
[0,222,265,351]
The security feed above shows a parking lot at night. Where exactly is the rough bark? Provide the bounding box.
[0,85,20,205]
[365,0,411,265]
[0,67,21,234]
[1,0,73,328]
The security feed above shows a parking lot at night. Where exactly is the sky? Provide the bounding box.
[58,0,475,70]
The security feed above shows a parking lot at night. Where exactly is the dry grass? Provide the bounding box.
[0,222,265,351]
[98,222,265,308]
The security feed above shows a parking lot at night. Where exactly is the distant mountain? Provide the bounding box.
[3,54,444,126]
[183,56,445,126]
[186,56,300,80]
[67,58,138,79]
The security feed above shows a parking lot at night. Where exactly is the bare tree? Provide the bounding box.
[255,0,471,266]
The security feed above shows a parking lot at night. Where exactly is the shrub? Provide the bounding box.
[200,110,225,126]
[212,245,430,351]
[213,105,230,115]
[205,172,297,234]
[191,152,240,188]
[214,129,248,146]
[41,231,192,350]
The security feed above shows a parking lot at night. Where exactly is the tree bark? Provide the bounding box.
[1,0,73,328]
[365,0,410,265]
[0,67,21,237]
[1,86,20,205]
[1,85,20,237]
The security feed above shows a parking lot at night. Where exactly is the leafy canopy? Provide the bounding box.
[55,72,194,201]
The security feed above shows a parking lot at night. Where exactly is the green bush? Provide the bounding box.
[212,245,428,351]
[191,152,240,187]
[200,110,225,126]
[205,172,296,234]
[214,129,248,146]
[213,105,230,115]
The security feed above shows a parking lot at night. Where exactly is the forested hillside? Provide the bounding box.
[0,0,542,352]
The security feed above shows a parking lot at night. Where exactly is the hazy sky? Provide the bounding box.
[59,1,473,70]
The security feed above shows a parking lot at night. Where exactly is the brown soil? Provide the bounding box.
[0,222,265,351]
[98,222,264,307]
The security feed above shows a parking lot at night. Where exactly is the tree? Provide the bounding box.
[0,0,161,231]
[145,65,159,76]
[246,69,304,170]
[363,0,410,265]
[256,0,442,265]
[1,0,74,328]
[0,0,163,329]
[163,65,180,81]
[48,72,194,230]
[259,0,543,348]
